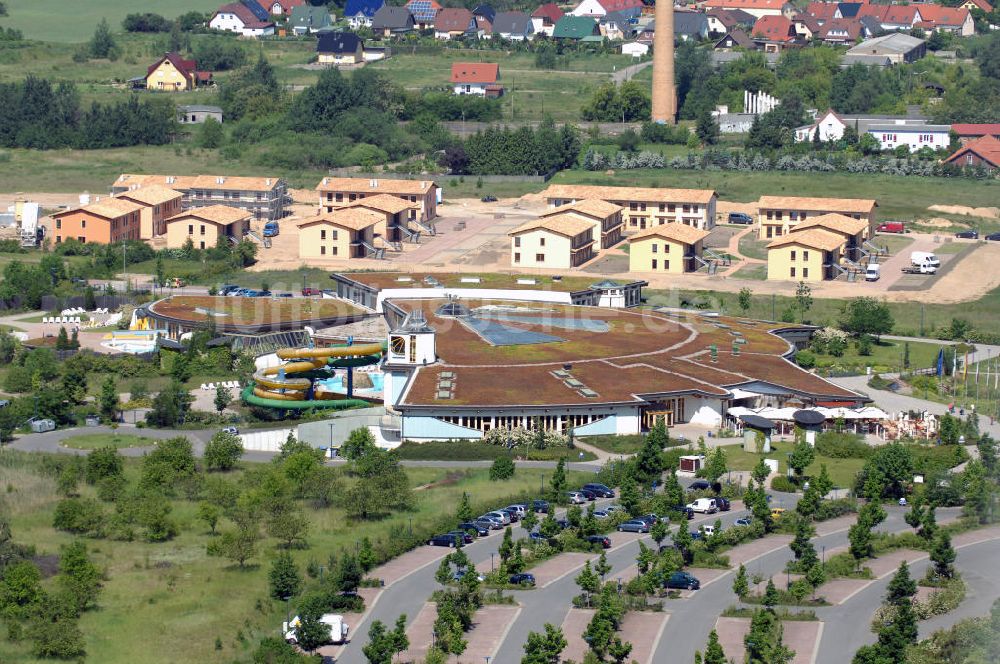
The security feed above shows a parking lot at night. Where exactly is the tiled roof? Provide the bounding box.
[806,1,837,21]
[705,0,787,9]
[540,199,622,219]
[116,173,283,192]
[344,0,384,18]
[715,28,754,48]
[345,194,416,214]
[450,62,499,84]
[532,2,564,22]
[628,223,710,245]
[214,2,274,28]
[167,205,251,225]
[115,185,183,207]
[509,214,595,238]
[406,0,442,22]
[767,228,846,251]
[818,17,861,40]
[752,15,795,40]
[296,208,384,231]
[372,5,415,29]
[945,136,1000,168]
[57,198,144,220]
[757,195,876,213]
[915,4,969,26]
[316,177,437,195]
[792,213,869,236]
[952,123,1000,136]
[492,11,532,34]
[147,52,197,79]
[543,183,716,205]
[598,0,644,11]
[434,7,474,31]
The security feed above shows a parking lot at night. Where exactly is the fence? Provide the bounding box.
[434,120,643,138]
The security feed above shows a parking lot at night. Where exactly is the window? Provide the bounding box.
[790,250,796,261]
[56,219,61,230]
[652,244,658,253]
[199,241,205,249]
[81,219,86,229]
[535,253,544,262]
[766,227,773,238]
[332,246,338,255]
[199,225,206,236]
[658,203,665,212]
[803,267,809,278]
[321,246,326,255]
[651,259,658,269]
[539,237,545,247]
[332,230,338,240]
[665,260,670,270]
[630,202,638,211]
[790,267,796,277]
[803,250,809,261]
[668,204,675,213]
[321,229,327,240]
[664,243,670,253]
[514,252,520,263]
[78,237,85,243]
[682,204,690,213]
[967,154,974,165]
[766,211,774,220]
[188,225,194,234]
[335,193,343,202]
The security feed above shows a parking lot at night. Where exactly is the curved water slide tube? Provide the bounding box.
[244,342,385,410]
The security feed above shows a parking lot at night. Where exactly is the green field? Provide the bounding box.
[0,456,591,664]
[3,0,219,42]
[60,433,158,449]
[721,440,865,489]
[808,339,945,374]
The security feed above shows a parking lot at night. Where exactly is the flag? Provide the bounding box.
[953,349,958,377]
[936,348,944,377]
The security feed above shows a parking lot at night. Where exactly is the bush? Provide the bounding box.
[489,455,515,481]
[814,498,857,521]
[770,476,798,493]
[815,432,872,459]
[794,350,816,368]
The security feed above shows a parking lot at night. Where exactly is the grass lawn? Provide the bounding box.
[878,235,915,255]
[809,339,946,374]
[0,455,590,664]
[3,0,218,42]
[737,234,768,260]
[720,440,865,489]
[60,433,159,449]
[732,263,768,281]
[582,434,646,455]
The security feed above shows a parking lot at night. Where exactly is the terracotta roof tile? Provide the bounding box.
[629,223,710,244]
[56,198,144,220]
[316,177,437,195]
[167,205,252,225]
[115,185,183,207]
[758,195,876,214]
[543,183,715,205]
[767,228,845,251]
[296,208,384,231]
[539,199,622,219]
[344,193,416,214]
[792,213,869,236]
[509,214,596,238]
[945,135,1000,168]
[450,62,499,84]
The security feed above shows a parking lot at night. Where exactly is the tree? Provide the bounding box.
[341,427,377,460]
[214,384,232,414]
[294,592,333,652]
[521,623,567,664]
[357,537,377,573]
[963,459,990,524]
[333,552,363,593]
[745,608,794,664]
[363,614,408,664]
[738,287,753,315]
[268,509,310,549]
[490,455,516,481]
[575,560,600,603]
[620,476,642,517]
[788,438,815,480]
[795,281,813,322]
[207,527,259,568]
[98,375,119,422]
[269,551,303,600]
[790,518,817,563]
[59,540,102,612]
[85,446,123,486]
[696,109,720,145]
[704,447,728,484]
[0,560,43,614]
[456,492,474,523]
[930,530,956,579]
[204,430,243,472]
[435,557,452,586]
[499,527,515,569]
[197,501,221,535]
[733,563,749,599]
[27,592,86,659]
[763,578,779,610]
[651,519,669,548]
[839,297,894,340]
[198,117,224,148]
[703,629,727,664]
[88,18,119,60]
[636,417,667,483]
[595,551,612,582]
[550,457,567,501]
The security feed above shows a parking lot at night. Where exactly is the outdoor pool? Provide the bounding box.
[314,371,384,395]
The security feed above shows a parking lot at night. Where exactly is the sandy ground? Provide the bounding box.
[928,204,1000,219]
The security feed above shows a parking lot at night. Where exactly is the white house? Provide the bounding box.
[209,3,276,36]
[450,62,502,97]
[794,109,850,142]
[622,41,649,57]
[868,125,952,153]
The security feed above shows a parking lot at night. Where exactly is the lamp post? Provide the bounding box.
[491,553,495,571]
[409,517,413,537]
[822,545,826,564]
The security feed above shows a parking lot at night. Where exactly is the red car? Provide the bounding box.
[877,221,905,234]
[301,288,322,296]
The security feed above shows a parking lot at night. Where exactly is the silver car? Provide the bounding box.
[485,510,511,525]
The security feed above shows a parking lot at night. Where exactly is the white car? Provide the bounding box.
[566,491,586,504]
[283,614,348,645]
[687,498,718,514]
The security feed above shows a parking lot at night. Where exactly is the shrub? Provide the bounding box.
[815,432,872,459]
[795,350,816,369]
[770,476,798,493]
[489,456,515,481]
[814,498,857,521]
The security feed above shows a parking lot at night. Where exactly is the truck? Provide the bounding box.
[877,221,905,234]
[263,221,280,238]
[902,264,937,275]
[910,251,940,269]
[283,614,348,646]
[865,264,880,281]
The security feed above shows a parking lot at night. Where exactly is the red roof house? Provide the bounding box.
[450,63,503,97]
[752,14,796,41]
[952,124,1000,145]
[532,2,565,27]
[945,136,1000,171]
[145,52,212,91]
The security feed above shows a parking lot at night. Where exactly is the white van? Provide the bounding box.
[910,251,940,269]
[865,264,880,282]
[687,498,718,514]
[283,614,349,645]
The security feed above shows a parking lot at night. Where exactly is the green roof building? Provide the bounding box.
[552,15,600,39]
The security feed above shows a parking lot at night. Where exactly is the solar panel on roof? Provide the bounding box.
[241,0,270,21]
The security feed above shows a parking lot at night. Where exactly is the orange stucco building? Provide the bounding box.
[51,199,144,245]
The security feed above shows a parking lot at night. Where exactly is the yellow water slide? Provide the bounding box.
[251,343,385,402]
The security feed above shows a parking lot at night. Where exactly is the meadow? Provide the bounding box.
[0,452,590,664]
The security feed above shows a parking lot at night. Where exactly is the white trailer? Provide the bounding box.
[283,614,349,646]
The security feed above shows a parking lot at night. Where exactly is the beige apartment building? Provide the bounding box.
[541,184,718,233]
[757,195,877,240]
[316,177,439,223]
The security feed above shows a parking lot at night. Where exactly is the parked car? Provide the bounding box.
[665,571,701,590]
[478,515,504,529]
[670,505,695,520]
[877,221,905,234]
[701,524,719,537]
[955,229,979,239]
[582,483,615,498]
[499,508,520,522]
[587,535,612,549]
[566,491,586,505]
[618,519,651,533]
[263,221,280,237]
[509,573,535,586]
[505,504,527,517]
[528,531,546,542]
[428,534,459,547]
[579,489,597,501]
[688,480,711,491]
[604,505,623,513]
[986,232,1000,242]
[453,569,484,582]
[715,497,731,512]
[637,514,664,526]
[689,531,703,541]
[532,499,550,513]
[594,509,611,519]
[458,522,489,537]
[687,498,718,514]
[734,516,753,527]
[218,284,240,295]
[728,212,754,225]
[222,426,240,435]
[484,510,511,525]
[481,194,498,203]
[447,530,474,545]
[301,287,322,296]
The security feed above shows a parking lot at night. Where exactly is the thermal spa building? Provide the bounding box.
[330,273,867,441]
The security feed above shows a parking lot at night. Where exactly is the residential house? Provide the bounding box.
[791,213,870,262]
[915,5,974,36]
[714,28,755,50]
[317,32,364,64]
[952,124,1000,145]
[600,11,634,40]
[961,0,992,13]
[344,194,419,243]
[296,209,386,259]
[542,184,718,232]
[268,0,303,15]
[834,2,863,19]
[371,5,415,36]
[492,11,534,40]
[114,185,184,239]
[622,41,650,56]
[805,1,837,24]
[406,0,442,29]
[434,8,476,39]
[289,5,333,33]
[145,52,211,92]
[756,195,877,239]
[531,3,565,35]
[571,0,644,20]
[164,206,252,250]
[315,177,439,222]
[869,124,951,153]
[450,63,502,97]
[210,1,276,36]
[538,199,624,249]
[673,11,711,41]
[767,229,847,281]
[752,14,798,50]
[817,18,863,45]
[704,0,794,19]
[473,4,496,24]
[344,0,384,28]
[627,224,710,274]
[177,105,224,125]
[790,14,822,40]
[553,15,601,39]
[51,199,143,245]
[844,33,926,65]
[509,217,596,269]
[858,4,922,31]
[707,8,756,36]
[112,174,289,221]
[945,136,1000,172]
